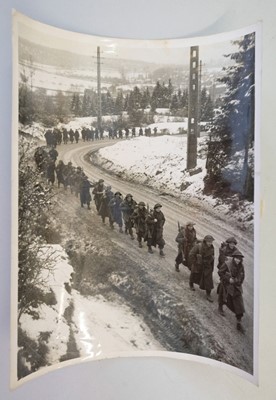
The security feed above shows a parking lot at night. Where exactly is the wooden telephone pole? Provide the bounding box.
[186,46,199,170]
[97,46,102,131]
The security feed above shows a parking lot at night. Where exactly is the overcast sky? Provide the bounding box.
[17,17,243,67]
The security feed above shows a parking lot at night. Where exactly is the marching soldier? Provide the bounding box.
[71,166,85,197]
[63,129,68,144]
[120,194,137,239]
[98,185,114,226]
[189,235,215,302]
[131,201,148,248]
[74,129,80,143]
[108,191,123,232]
[80,176,92,209]
[217,250,246,333]
[217,237,238,269]
[49,147,58,162]
[46,160,55,185]
[56,160,65,188]
[92,179,105,213]
[175,222,197,272]
[69,129,75,143]
[146,203,165,257]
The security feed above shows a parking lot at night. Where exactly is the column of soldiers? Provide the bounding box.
[43,125,159,147]
[175,224,245,333]
[34,148,247,334]
[98,184,246,333]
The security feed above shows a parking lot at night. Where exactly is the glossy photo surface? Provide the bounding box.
[12,12,259,387]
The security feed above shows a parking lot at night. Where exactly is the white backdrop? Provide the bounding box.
[1,0,275,399]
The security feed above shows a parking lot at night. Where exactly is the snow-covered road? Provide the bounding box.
[55,139,255,375]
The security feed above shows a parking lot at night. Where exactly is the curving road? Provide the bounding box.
[56,138,255,374]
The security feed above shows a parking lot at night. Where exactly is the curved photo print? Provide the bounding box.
[12,12,259,386]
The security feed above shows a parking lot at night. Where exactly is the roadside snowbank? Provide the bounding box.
[19,245,74,365]
[19,244,163,376]
[95,136,254,230]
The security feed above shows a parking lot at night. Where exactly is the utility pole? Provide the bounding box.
[97,46,102,131]
[186,46,199,170]
[198,59,202,137]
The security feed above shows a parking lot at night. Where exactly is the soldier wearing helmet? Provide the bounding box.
[175,221,197,272]
[217,250,246,333]
[131,201,148,247]
[120,194,137,239]
[92,179,105,212]
[108,192,123,232]
[189,235,215,302]
[98,185,114,226]
[80,175,92,209]
[217,236,238,269]
[145,203,166,256]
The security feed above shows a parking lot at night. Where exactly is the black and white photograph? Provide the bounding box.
[12,12,258,386]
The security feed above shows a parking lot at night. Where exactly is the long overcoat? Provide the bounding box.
[80,179,92,205]
[99,190,114,219]
[92,183,105,211]
[217,259,245,316]
[121,199,137,224]
[108,197,123,226]
[132,207,148,237]
[56,161,65,186]
[146,210,165,248]
[184,227,197,264]
[189,241,214,291]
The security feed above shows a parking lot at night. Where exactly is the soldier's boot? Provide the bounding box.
[148,246,153,254]
[189,282,195,291]
[206,291,214,303]
[87,203,91,210]
[130,234,135,240]
[159,249,165,257]
[236,322,245,334]
[81,203,84,208]
[175,263,180,272]
[218,304,225,316]
[119,227,123,233]
[138,241,143,248]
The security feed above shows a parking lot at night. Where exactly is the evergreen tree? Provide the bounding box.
[82,90,92,117]
[204,33,255,201]
[71,93,82,116]
[115,91,124,114]
[55,91,69,122]
[180,89,188,109]
[105,91,115,115]
[123,93,129,112]
[127,86,143,126]
[200,87,214,121]
[164,79,174,107]
[151,81,163,111]
[170,94,179,113]
[141,87,151,109]
[19,71,34,125]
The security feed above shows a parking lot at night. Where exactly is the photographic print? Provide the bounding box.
[12,12,259,386]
